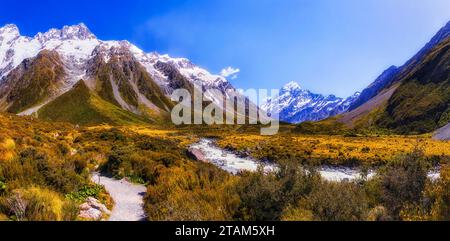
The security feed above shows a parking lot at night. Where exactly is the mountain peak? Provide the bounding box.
[35,23,96,42]
[0,23,19,31]
[282,81,302,91]
[0,24,20,38]
[61,23,95,40]
[263,81,356,124]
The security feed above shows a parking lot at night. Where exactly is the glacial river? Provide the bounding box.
[190,139,440,182]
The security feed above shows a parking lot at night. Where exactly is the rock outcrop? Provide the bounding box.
[78,197,111,220]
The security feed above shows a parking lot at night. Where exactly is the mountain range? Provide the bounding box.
[265,20,449,135]
[0,23,245,124]
[261,81,360,123]
[0,21,448,135]
[291,21,450,136]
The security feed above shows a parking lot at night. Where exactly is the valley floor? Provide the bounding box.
[0,114,449,221]
[214,133,450,166]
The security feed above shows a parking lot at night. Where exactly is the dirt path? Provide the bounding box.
[91,173,147,221]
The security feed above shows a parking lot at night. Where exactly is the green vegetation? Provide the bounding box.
[0,113,112,220]
[233,162,317,221]
[38,80,149,126]
[2,100,450,222]
[378,149,429,218]
[364,38,449,134]
[65,184,104,203]
[378,78,450,134]
[144,164,239,221]
[231,150,449,221]
[73,125,239,221]
[0,111,448,221]
[0,116,87,220]
[99,135,187,183]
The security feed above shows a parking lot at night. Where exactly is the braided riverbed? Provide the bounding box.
[190,139,440,182]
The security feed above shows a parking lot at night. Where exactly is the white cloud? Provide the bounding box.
[220,66,240,79]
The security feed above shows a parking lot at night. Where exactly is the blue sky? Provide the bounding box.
[1,0,449,97]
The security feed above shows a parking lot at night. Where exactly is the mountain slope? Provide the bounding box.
[0,50,65,113]
[262,81,360,123]
[38,80,148,125]
[339,83,400,129]
[349,21,450,112]
[86,44,173,114]
[375,37,450,134]
[348,66,399,111]
[336,30,450,134]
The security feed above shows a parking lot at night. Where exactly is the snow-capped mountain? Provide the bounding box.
[0,23,98,83]
[261,81,360,123]
[0,23,242,117]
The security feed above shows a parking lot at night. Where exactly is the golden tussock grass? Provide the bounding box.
[217,134,450,165]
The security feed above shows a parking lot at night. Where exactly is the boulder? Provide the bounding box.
[79,207,103,220]
[187,148,206,162]
[78,197,111,220]
[86,197,110,214]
